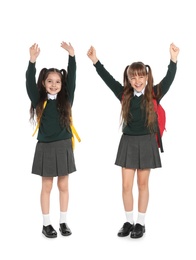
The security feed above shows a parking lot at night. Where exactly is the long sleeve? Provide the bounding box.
[25,61,39,108]
[154,60,177,100]
[66,55,76,106]
[94,60,124,101]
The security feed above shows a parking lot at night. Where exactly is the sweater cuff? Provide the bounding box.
[93,60,101,68]
[29,60,36,66]
[170,59,177,66]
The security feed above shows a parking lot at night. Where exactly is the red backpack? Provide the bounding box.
[152,99,166,153]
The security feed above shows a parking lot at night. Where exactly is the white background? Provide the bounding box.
[1,0,195,259]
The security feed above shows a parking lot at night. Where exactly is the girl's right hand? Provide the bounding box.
[29,43,40,63]
[87,46,98,64]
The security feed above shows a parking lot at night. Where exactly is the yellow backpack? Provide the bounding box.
[32,100,81,149]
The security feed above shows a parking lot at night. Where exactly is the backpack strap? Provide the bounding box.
[32,100,81,149]
[32,100,47,137]
[157,123,164,153]
[153,98,164,153]
[70,118,81,149]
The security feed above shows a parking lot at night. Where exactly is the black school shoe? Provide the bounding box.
[130,223,145,238]
[117,222,134,237]
[42,225,57,238]
[59,223,72,236]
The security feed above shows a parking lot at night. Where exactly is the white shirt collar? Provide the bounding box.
[47,93,57,100]
[134,87,146,97]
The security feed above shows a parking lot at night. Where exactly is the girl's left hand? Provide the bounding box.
[61,41,75,57]
[170,43,180,63]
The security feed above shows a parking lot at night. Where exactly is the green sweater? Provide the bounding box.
[26,56,76,142]
[94,60,177,136]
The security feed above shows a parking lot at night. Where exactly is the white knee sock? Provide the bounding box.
[43,214,51,226]
[136,212,146,226]
[125,211,134,224]
[60,211,67,224]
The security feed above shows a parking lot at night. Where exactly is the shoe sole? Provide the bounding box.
[59,228,72,236]
[118,232,131,237]
[130,229,145,239]
[42,231,57,238]
[117,227,134,237]
[130,233,144,239]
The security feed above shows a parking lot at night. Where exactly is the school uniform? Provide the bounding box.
[93,60,177,169]
[26,56,76,177]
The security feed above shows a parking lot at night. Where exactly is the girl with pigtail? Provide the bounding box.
[87,43,179,238]
[26,41,77,238]
[30,67,72,131]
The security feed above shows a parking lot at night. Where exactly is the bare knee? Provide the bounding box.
[57,176,68,193]
[122,181,133,194]
[42,177,53,194]
[122,168,135,194]
[137,181,148,192]
[137,169,150,192]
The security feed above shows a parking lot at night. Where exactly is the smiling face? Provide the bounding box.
[43,72,62,95]
[127,62,148,93]
[128,74,148,93]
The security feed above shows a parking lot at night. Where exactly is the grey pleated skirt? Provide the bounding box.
[32,139,76,177]
[115,134,162,169]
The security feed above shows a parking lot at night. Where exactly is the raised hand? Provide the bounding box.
[87,46,98,64]
[29,43,40,63]
[61,41,75,57]
[170,43,180,63]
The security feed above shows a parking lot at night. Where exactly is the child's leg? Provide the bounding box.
[41,177,54,215]
[137,169,151,214]
[130,169,150,238]
[57,175,72,236]
[41,177,57,238]
[57,175,69,213]
[117,168,135,237]
[122,168,135,212]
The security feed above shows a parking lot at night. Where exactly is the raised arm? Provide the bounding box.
[26,43,41,107]
[87,46,124,100]
[61,41,76,105]
[154,43,180,99]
